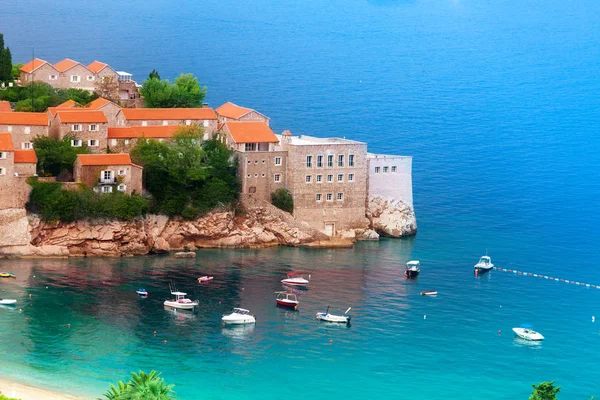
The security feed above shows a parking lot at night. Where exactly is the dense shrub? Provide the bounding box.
[130,127,239,219]
[33,135,92,176]
[271,188,293,213]
[0,82,98,112]
[102,370,177,400]
[26,178,148,222]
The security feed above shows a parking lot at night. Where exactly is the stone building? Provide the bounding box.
[277,132,369,236]
[85,97,122,127]
[50,111,109,152]
[13,150,37,177]
[367,154,413,207]
[115,108,218,137]
[0,133,32,210]
[74,154,143,195]
[108,125,180,153]
[0,112,49,150]
[18,58,60,86]
[52,58,97,91]
[87,61,120,84]
[0,133,14,179]
[216,102,270,124]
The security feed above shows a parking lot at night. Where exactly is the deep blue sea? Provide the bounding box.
[2,0,600,398]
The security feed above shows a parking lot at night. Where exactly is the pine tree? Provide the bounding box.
[0,33,13,82]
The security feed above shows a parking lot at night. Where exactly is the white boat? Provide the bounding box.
[281,272,310,287]
[420,290,437,296]
[405,261,420,278]
[136,288,148,296]
[163,291,198,310]
[222,308,256,325]
[275,292,299,309]
[512,325,544,341]
[198,276,214,283]
[0,299,17,305]
[316,306,352,324]
[474,255,494,274]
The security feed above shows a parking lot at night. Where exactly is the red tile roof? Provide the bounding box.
[53,58,80,73]
[57,100,79,108]
[0,101,11,112]
[0,112,48,126]
[108,126,180,139]
[0,133,14,151]
[20,58,49,74]
[77,154,132,166]
[13,150,37,163]
[87,61,108,73]
[120,108,217,121]
[86,97,116,110]
[56,111,108,123]
[216,102,253,120]
[224,121,279,144]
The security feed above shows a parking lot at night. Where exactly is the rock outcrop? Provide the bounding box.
[366,196,417,237]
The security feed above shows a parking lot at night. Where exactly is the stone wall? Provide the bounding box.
[367,154,413,207]
[0,124,49,150]
[237,150,288,202]
[53,122,108,152]
[0,178,31,210]
[20,63,60,86]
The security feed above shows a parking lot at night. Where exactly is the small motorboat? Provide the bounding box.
[316,306,351,324]
[281,272,310,287]
[275,292,299,309]
[136,289,148,296]
[405,261,420,278]
[198,276,214,283]
[512,324,544,341]
[0,299,17,305]
[163,283,198,310]
[420,290,437,296]
[474,255,494,274]
[0,272,16,278]
[222,308,256,325]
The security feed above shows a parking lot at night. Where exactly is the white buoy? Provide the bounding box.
[424,315,427,320]
[593,316,595,322]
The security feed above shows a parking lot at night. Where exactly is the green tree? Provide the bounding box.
[0,33,13,82]
[271,188,294,213]
[100,370,176,400]
[140,78,173,108]
[529,381,560,400]
[11,63,23,80]
[148,69,160,80]
[140,73,206,108]
[32,135,91,176]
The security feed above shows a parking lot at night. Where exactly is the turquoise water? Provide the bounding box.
[2,0,600,398]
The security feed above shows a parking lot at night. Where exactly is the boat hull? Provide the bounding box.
[512,328,544,341]
[316,313,350,324]
[222,316,256,325]
[0,273,15,278]
[198,276,214,283]
[420,291,437,296]
[474,266,493,274]
[276,299,298,309]
[163,300,197,310]
[0,299,17,305]
[405,270,419,278]
[281,279,308,287]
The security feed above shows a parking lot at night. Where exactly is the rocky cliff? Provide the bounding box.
[366,196,417,237]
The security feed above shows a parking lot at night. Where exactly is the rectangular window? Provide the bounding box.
[22,142,32,149]
[338,154,344,167]
[316,174,322,183]
[88,140,98,147]
[203,120,209,127]
[383,166,389,173]
[124,139,130,145]
[87,75,95,81]
[110,139,117,146]
[72,124,81,132]
[349,154,355,167]
[327,155,333,167]
[49,75,57,80]
[89,124,98,131]
[71,75,80,83]
[327,174,333,182]
[274,174,281,182]
[102,171,113,182]
[117,184,126,192]
[162,120,168,126]
[185,120,191,126]
[102,186,112,193]
[0,152,4,159]
[375,167,381,173]
[337,174,343,182]
[275,157,282,166]
[316,194,322,202]
[0,168,4,175]
[24,126,31,134]
[6,126,12,132]
[305,175,312,183]
[118,170,126,176]
[337,193,343,201]
[245,143,256,151]
[306,155,312,168]
[317,155,323,168]
[392,166,397,172]
[71,139,81,147]
[141,121,147,127]
[348,173,354,182]
[326,193,333,201]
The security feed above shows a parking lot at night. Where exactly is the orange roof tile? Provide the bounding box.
[87,60,108,73]
[0,112,48,126]
[0,133,14,151]
[216,102,253,120]
[57,100,79,108]
[13,149,37,163]
[108,126,180,139]
[78,154,132,166]
[121,108,217,121]
[53,58,80,73]
[56,111,108,124]
[86,97,117,110]
[0,101,11,112]
[224,121,279,144]
[20,58,49,74]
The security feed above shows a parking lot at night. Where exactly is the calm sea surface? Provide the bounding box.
[2,0,600,398]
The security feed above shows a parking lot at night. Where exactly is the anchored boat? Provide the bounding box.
[281,272,310,287]
[0,272,16,278]
[0,299,17,305]
[512,324,544,341]
[474,255,494,274]
[405,261,420,278]
[275,292,299,309]
[316,306,352,324]
[163,283,198,310]
[420,290,437,296]
[198,276,214,283]
[136,288,148,296]
[222,308,256,325]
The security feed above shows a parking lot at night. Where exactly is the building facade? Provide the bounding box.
[74,154,143,195]
[216,102,270,124]
[50,111,109,152]
[367,154,413,207]
[107,126,180,153]
[0,112,49,150]
[115,108,218,137]
[13,150,37,177]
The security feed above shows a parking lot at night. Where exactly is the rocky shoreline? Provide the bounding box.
[0,197,416,258]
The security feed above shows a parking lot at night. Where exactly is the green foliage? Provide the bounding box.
[0,34,13,82]
[130,128,239,219]
[0,82,97,112]
[140,73,206,108]
[148,69,160,80]
[11,63,22,80]
[26,178,148,223]
[57,88,98,105]
[100,370,177,400]
[529,381,561,400]
[271,188,294,213]
[32,135,91,177]
[0,392,20,400]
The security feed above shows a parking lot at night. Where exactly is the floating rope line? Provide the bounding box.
[492,267,599,289]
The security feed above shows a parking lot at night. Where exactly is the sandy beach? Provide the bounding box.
[0,377,90,400]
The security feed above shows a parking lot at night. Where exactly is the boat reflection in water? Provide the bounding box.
[222,323,255,339]
[164,306,196,321]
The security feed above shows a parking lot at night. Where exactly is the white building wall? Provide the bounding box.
[367,154,413,207]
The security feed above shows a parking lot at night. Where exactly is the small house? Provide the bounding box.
[74,154,143,195]
[216,102,270,125]
[51,110,108,151]
[0,112,49,150]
